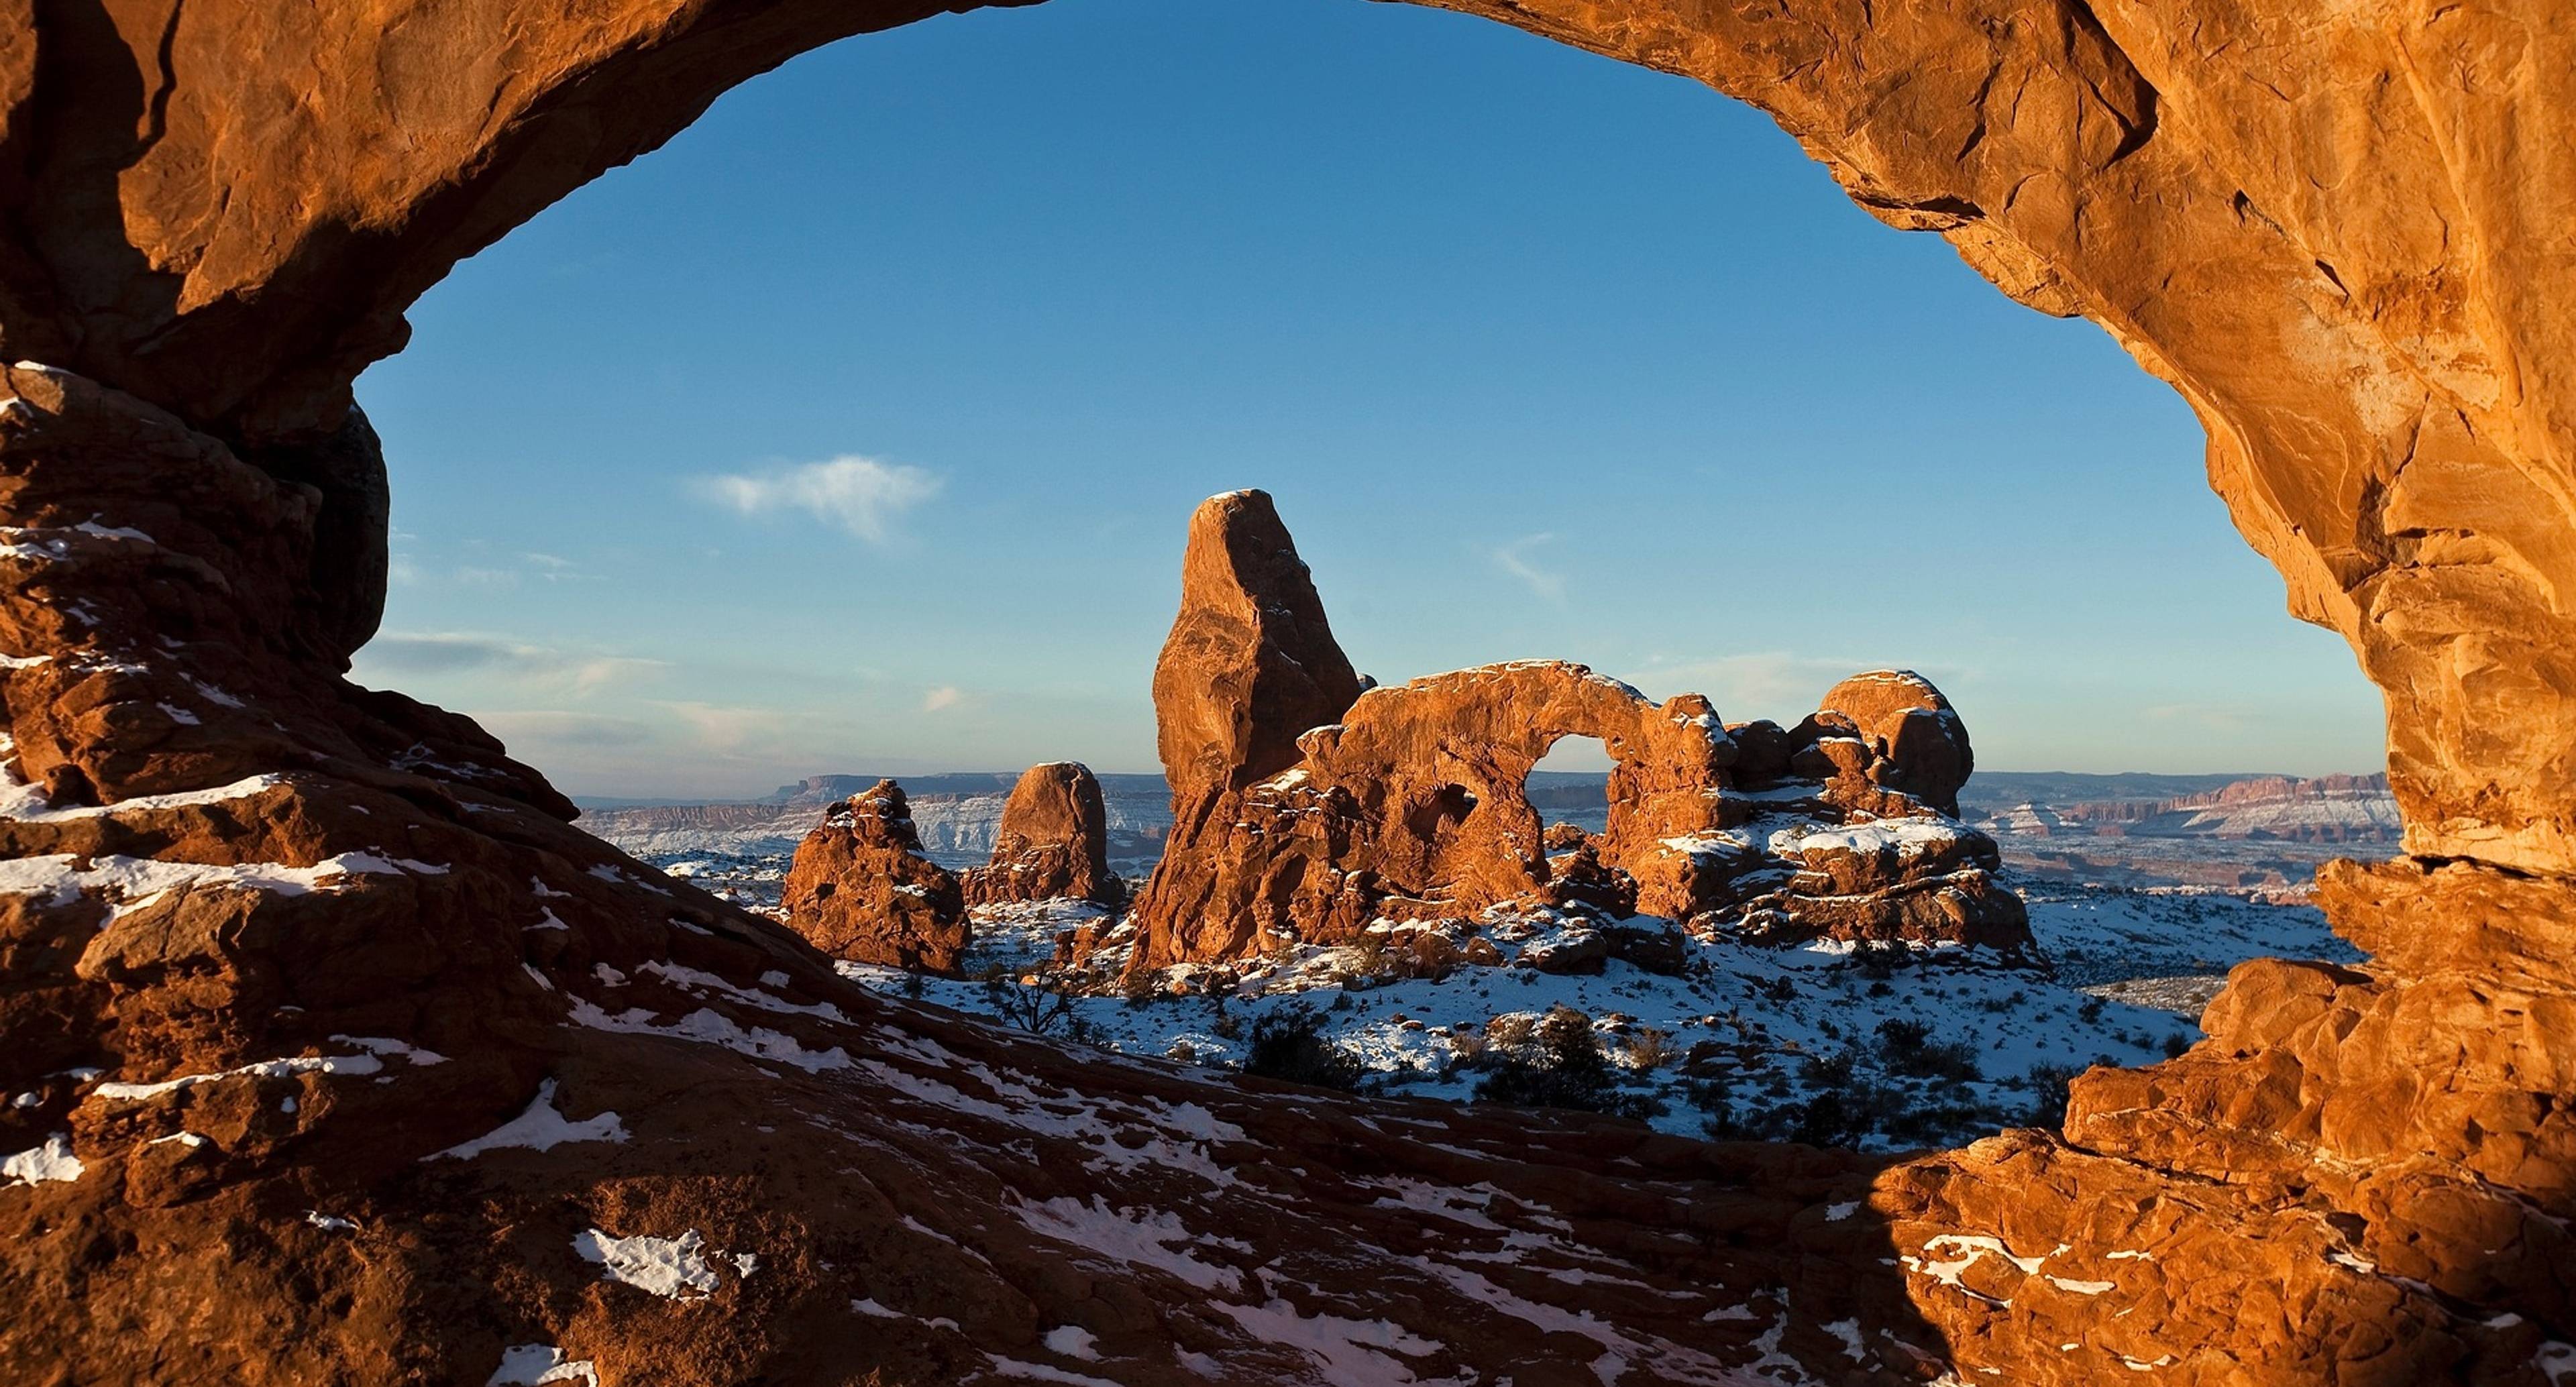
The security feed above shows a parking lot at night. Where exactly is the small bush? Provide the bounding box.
[1471,1007,1664,1121]
[1800,1047,1858,1089]
[1446,1025,1489,1066]
[2161,1032,2192,1060]
[1875,1019,1982,1084]
[1686,1078,1746,1139]
[1240,1004,1369,1092]
[1619,1027,1680,1071]
[983,973,1093,1040]
[1485,1013,1538,1051]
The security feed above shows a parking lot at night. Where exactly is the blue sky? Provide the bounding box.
[349,0,2387,800]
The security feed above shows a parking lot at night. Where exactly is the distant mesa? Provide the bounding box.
[780,779,969,973]
[2047,773,2399,842]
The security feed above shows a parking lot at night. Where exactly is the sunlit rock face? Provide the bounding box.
[960,761,1122,907]
[2,1,2573,1383]
[1122,494,2031,970]
[780,779,969,972]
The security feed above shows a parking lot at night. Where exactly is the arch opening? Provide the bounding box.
[1,0,2563,1382]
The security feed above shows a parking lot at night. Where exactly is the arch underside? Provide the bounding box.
[1,1,2572,1383]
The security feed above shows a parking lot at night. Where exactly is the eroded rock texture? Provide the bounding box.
[961,761,1120,907]
[1123,496,2029,972]
[3,365,1958,1385]
[1,1,2573,1384]
[780,779,969,973]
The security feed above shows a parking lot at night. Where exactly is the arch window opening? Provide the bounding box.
[350,0,2381,1150]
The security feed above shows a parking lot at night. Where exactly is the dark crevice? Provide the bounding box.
[138,1,183,158]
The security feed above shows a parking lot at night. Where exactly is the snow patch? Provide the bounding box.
[574,1227,720,1300]
[429,1080,628,1160]
[565,998,851,1073]
[1,1132,83,1187]
[486,1343,600,1386]
[1043,1325,1100,1361]
[93,1050,387,1102]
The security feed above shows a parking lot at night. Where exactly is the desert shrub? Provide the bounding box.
[1686,1077,1751,1139]
[1240,1004,1369,1092]
[1346,931,1392,977]
[1485,1012,1538,1051]
[1854,941,1902,980]
[1619,1027,1680,1070]
[981,974,1101,1045]
[2078,996,2107,1024]
[1446,1024,1489,1066]
[1472,1007,1664,1121]
[1799,1047,1858,1089]
[2161,1032,2192,1060]
[1875,1019,1983,1083]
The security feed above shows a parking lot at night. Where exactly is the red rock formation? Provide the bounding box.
[1124,508,2029,968]
[1126,490,1364,962]
[961,761,1120,907]
[5,3,2575,1383]
[1814,669,1975,816]
[780,779,967,972]
[7,366,1961,1384]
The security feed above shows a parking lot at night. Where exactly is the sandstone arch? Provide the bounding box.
[1295,661,1734,914]
[1122,496,2033,968]
[3,3,2573,1384]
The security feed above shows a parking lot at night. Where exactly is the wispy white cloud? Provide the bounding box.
[355,632,667,696]
[522,552,590,581]
[922,685,966,713]
[1492,533,1567,604]
[694,455,941,543]
[388,547,590,589]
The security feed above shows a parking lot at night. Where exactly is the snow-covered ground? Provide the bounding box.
[626,834,2360,1151]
